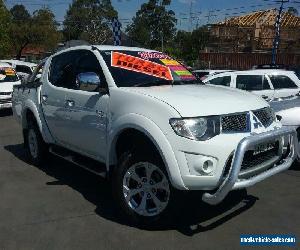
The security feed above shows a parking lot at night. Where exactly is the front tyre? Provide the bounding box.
[113,151,174,226]
[25,123,48,166]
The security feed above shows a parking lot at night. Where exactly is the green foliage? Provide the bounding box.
[126,0,177,49]
[168,26,210,66]
[31,9,62,50]
[9,4,61,59]
[10,4,32,59]
[0,0,12,58]
[63,0,117,44]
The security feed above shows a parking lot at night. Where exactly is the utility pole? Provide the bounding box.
[271,0,289,65]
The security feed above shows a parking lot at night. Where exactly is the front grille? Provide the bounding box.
[0,98,11,104]
[0,92,11,96]
[221,113,247,132]
[253,107,274,128]
[241,143,279,171]
[223,141,279,178]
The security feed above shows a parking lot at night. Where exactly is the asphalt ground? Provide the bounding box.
[0,109,299,250]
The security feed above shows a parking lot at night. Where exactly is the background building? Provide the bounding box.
[207,9,300,53]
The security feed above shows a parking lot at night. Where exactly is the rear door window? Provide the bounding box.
[236,75,270,91]
[208,76,231,86]
[268,75,298,89]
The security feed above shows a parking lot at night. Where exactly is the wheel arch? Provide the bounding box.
[21,100,54,144]
[106,113,186,190]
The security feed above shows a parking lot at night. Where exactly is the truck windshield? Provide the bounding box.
[101,50,201,87]
[0,67,19,83]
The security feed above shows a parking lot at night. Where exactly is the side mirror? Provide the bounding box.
[76,72,101,92]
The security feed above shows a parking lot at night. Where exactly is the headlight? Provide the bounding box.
[169,116,221,141]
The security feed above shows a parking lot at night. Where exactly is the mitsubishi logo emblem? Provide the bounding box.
[252,115,263,129]
[248,112,265,133]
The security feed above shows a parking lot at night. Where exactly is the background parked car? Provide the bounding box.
[0,62,21,110]
[203,69,300,100]
[192,69,232,80]
[0,60,37,80]
[270,95,300,163]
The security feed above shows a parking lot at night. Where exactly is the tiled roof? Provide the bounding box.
[217,9,300,27]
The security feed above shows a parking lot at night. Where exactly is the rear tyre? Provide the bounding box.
[25,122,48,166]
[112,150,176,226]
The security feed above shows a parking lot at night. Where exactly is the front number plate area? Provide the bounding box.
[253,142,277,156]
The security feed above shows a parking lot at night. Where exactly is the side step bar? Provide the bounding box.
[49,145,107,178]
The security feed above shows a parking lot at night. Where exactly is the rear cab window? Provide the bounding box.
[236,75,270,91]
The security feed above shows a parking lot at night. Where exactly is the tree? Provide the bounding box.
[10,4,31,59]
[126,0,177,50]
[0,0,12,58]
[31,9,62,51]
[63,0,117,44]
[10,5,61,59]
[287,7,298,16]
[169,26,210,65]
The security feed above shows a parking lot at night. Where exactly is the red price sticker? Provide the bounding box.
[112,52,173,81]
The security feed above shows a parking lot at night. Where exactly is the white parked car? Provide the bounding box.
[203,70,300,100]
[270,95,300,162]
[193,69,232,80]
[0,60,37,80]
[12,46,298,225]
[0,62,21,110]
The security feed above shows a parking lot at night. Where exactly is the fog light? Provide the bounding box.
[194,157,216,175]
[201,159,214,174]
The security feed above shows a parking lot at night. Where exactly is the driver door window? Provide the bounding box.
[74,50,107,92]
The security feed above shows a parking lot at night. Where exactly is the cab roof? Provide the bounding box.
[53,45,157,57]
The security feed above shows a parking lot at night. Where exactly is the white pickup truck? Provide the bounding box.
[12,46,298,225]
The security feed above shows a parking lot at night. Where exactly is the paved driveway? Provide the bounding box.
[0,110,299,250]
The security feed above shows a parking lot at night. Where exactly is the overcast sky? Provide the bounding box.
[5,0,300,30]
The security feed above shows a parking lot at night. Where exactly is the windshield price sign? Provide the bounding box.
[112,52,173,81]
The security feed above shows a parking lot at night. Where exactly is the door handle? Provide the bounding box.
[261,95,269,100]
[42,95,48,103]
[66,99,75,107]
[96,110,105,117]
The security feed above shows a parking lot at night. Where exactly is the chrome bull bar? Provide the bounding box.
[202,127,298,205]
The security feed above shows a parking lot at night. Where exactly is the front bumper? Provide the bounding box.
[0,100,12,109]
[202,127,298,205]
